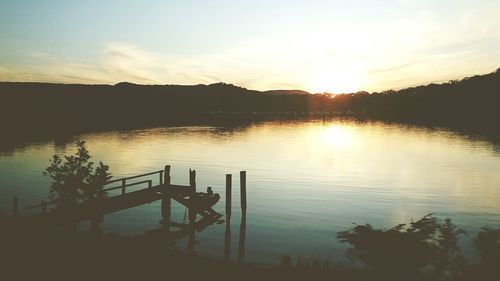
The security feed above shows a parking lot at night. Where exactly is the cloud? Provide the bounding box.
[0,44,171,85]
[367,60,426,75]
[0,42,289,90]
[99,43,162,83]
[0,66,17,78]
[103,43,153,62]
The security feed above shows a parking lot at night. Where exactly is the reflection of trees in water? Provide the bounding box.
[2,115,500,155]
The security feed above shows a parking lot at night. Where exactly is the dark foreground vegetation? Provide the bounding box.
[2,213,498,281]
[1,68,499,144]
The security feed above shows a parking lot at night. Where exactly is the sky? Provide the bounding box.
[0,0,499,93]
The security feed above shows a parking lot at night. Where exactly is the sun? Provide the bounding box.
[308,68,363,94]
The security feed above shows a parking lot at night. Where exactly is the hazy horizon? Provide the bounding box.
[1,0,500,93]
[1,66,499,95]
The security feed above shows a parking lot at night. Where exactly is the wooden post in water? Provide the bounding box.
[188,183,196,254]
[164,165,171,186]
[12,197,19,218]
[161,196,171,230]
[224,174,232,260]
[187,168,196,237]
[240,171,247,211]
[238,171,247,261]
[161,165,172,229]
[188,170,197,220]
[226,174,232,219]
[189,169,196,193]
[121,178,126,195]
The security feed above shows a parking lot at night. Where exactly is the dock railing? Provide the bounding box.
[25,166,170,214]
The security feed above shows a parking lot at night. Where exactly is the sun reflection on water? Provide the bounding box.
[320,125,354,148]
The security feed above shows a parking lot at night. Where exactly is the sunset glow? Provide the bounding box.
[309,67,364,94]
[1,1,500,92]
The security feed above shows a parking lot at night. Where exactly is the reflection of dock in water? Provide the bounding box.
[224,171,247,261]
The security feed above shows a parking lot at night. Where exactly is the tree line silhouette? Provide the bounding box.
[1,68,499,140]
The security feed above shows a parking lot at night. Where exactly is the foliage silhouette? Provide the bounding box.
[43,140,112,209]
[2,210,499,280]
[434,218,467,280]
[473,227,500,269]
[337,214,469,280]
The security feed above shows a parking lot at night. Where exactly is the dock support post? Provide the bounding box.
[161,165,172,229]
[121,179,126,195]
[187,168,197,251]
[189,169,196,193]
[12,197,18,218]
[238,171,247,261]
[188,206,196,254]
[164,165,171,186]
[226,174,232,219]
[161,197,171,230]
[240,171,246,211]
[224,174,232,260]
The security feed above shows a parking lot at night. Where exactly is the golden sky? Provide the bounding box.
[1,0,499,93]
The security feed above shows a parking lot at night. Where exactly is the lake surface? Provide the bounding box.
[1,119,499,264]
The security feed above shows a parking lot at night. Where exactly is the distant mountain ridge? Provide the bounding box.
[2,81,308,96]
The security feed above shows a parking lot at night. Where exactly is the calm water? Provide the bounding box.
[1,119,499,264]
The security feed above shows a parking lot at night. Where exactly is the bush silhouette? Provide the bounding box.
[43,140,112,209]
[473,227,500,272]
[337,214,467,280]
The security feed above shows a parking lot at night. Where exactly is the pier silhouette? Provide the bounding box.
[19,165,233,233]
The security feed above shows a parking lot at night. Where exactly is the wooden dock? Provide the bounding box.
[13,165,249,259]
[23,165,235,229]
